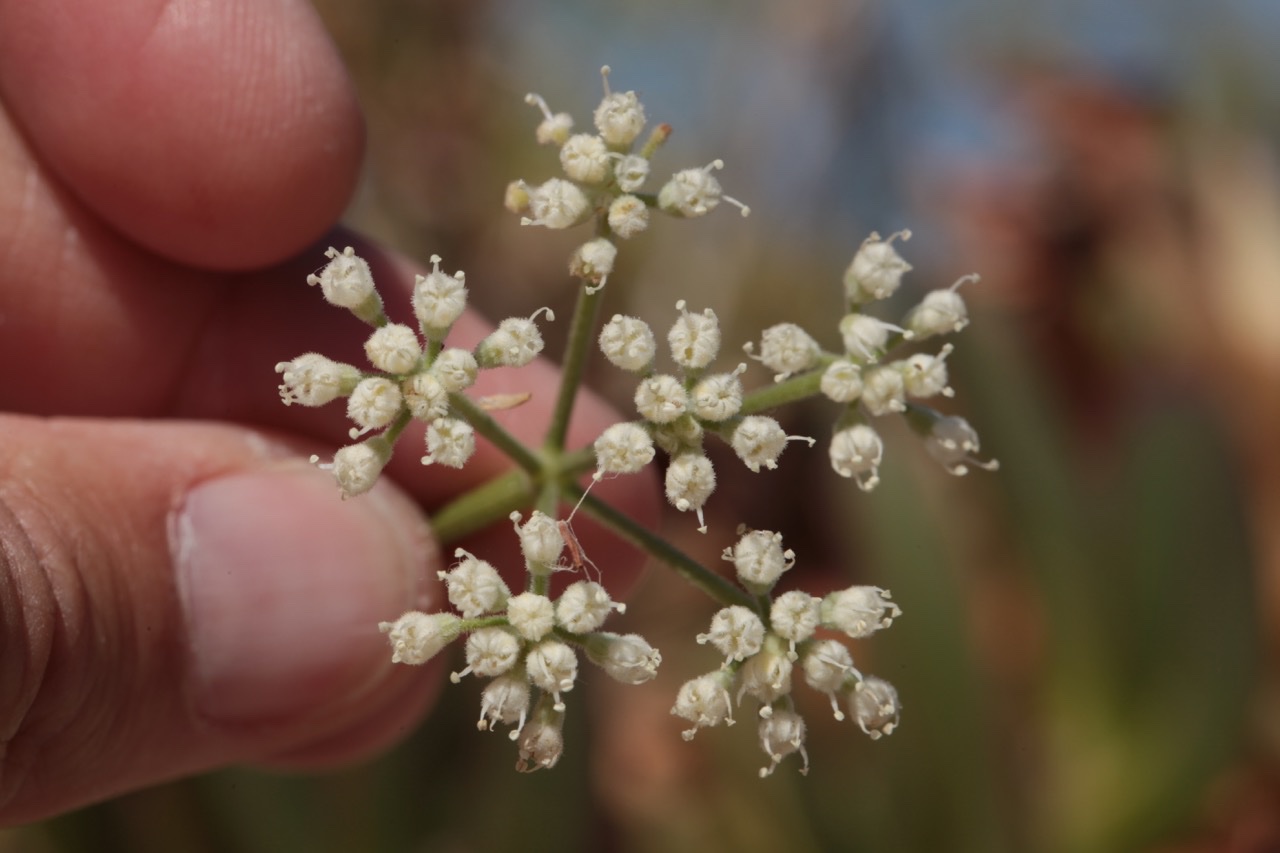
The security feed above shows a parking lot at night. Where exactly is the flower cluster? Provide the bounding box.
[379,510,661,772]
[506,66,749,294]
[594,304,814,532]
[672,528,902,777]
[747,231,998,490]
[275,248,555,497]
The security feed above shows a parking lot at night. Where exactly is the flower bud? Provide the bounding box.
[559,133,610,184]
[364,323,422,374]
[697,605,765,662]
[275,353,360,407]
[593,422,656,475]
[607,194,650,238]
[423,417,475,468]
[585,633,662,685]
[724,529,795,590]
[851,676,900,739]
[821,585,902,638]
[758,709,808,777]
[307,246,379,310]
[668,301,721,370]
[599,314,656,371]
[377,611,461,665]
[440,548,509,617]
[412,255,467,337]
[843,230,912,303]
[829,424,883,490]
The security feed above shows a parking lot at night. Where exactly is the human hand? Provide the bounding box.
[0,0,652,824]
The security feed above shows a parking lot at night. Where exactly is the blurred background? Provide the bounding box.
[8,0,1280,850]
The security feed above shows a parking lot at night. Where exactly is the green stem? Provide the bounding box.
[576,491,753,609]
[430,469,535,543]
[448,392,543,475]
[544,282,602,453]
[739,367,827,416]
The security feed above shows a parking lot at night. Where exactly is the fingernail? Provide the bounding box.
[174,466,435,724]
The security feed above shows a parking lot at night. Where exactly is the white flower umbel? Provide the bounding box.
[729,415,813,473]
[923,414,999,476]
[346,376,404,438]
[634,374,687,424]
[697,605,765,663]
[690,366,745,422]
[412,255,467,338]
[507,592,556,642]
[821,585,902,638]
[440,548,510,617]
[511,510,566,570]
[829,423,884,490]
[516,696,565,772]
[672,669,736,740]
[452,627,522,683]
[769,590,821,658]
[801,638,859,720]
[476,308,554,368]
[668,301,722,370]
[585,633,662,685]
[559,133,610,184]
[900,344,955,399]
[658,160,750,218]
[423,418,476,468]
[904,274,978,338]
[569,237,617,293]
[524,92,573,146]
[593,422,656,476]
[378,611,462,665]
[555,581,622,634]
[839,313,910,364]
[664,452,716,533]
[860,364,907,416]
[525,640,578,711]
[851,676,900,739]
[599,314,656,372]
[479,673,531,733]
[315,437,392,498]
[843,230,912,304]
[758,709,809,778]
[724,529,795,591]
[275,353,360,407]
[431,347,478,392]
[820,359,864,404]
[607,194,650,239]
[522,178,590,229]
[364,323,423,375]
[307,246,380,312]
[747,323,821,382]
[402,372,449,422]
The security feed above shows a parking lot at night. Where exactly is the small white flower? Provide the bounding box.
[729,416,813,474]
[522,178,590,229]
[585,633,662,685]
[738,643,793,706]
[922,414,999,475]
[321,439,391,498]
[511,510,565,568]
[860,364,907,416]
[801,638,859,720]
[697,605,766,662]
[439,548,510,617]
[524,92,574,146]
[593,422,656,476]
[525,640,578,711]
[839,313,909,363]
[758,709,809,777]
[422,417,475,468]
[275,353,360,407]
[844,230,912,303]
[412,255,468,335]
[507,592,556,642]
[903,274,977,338]
[668,301,721,370]
[593,66,646,146]
[430,347,478,392]
[476,308,553,368]
[452,627,522,682]
[651,414,704,456]
[504,179,532,215]
[478,673,531,733]
[599,314,656,372]
[555,581,621,634]
[377,611,461,665]
[770,590,821,655]
[690,367,745,422]
[658,160,749,218]
[749,323,821,381]
[607,194,650,239]
[829,423,883,490]
[346,376,403,437]
[569,237,617,293]
[634,374,688,424]
[402,372,449,422]
[613,155,650,193]
[665,452,716,532]
[307,246,378,309]
[559,133,610,184]
[851,676,900,739]
[672,670,736,740]
[724,529,795,591]
[899,344,955,399]
[364,323,422,375]
[516,697,565,771]
[819,359,862,404]
[821,585,902,638]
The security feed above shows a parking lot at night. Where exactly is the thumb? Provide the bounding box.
[0,415,439,825]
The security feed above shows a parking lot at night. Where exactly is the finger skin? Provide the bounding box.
[0,0,363,269]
